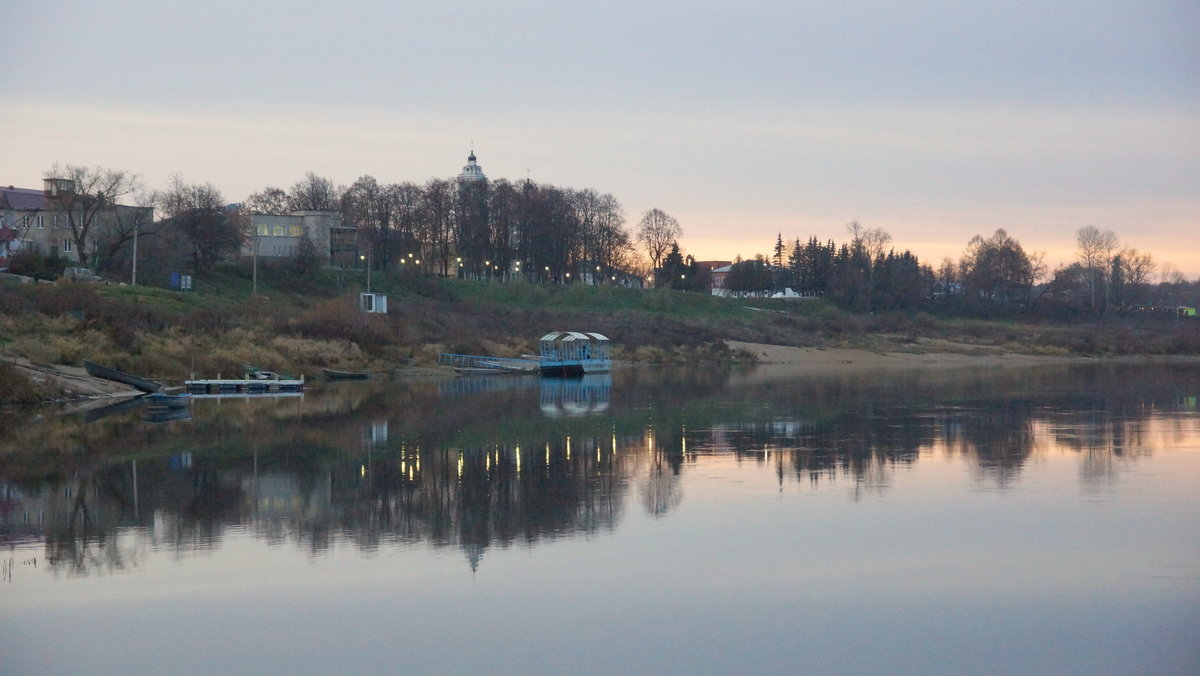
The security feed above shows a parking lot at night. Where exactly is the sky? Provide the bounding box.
[3,1,1198,276]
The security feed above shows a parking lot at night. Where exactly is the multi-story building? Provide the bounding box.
[0,179,151,268]
[244,210,358,267]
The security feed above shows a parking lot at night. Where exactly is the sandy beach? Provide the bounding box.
[726,339,1074,373]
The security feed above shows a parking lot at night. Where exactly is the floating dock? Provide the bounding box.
[438,353,539,374]
[185,377,305,394]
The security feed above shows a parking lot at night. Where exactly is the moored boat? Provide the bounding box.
[323,368,370,380]
[83,360,164,393]
[537,332,611,377]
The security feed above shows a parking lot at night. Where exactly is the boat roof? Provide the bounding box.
[539,331,608,342]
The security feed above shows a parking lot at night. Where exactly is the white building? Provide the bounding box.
[459,150,486,183]
[245,210,357,267]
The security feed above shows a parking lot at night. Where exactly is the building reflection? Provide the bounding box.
[1,363,1196,573]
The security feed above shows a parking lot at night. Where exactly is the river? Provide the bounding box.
[1,362,1198,675]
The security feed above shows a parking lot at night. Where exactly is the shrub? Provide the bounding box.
[0,362,47,404]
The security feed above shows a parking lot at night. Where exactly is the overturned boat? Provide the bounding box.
[83,360,163,393]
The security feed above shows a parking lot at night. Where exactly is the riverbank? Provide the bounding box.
[2,267,1197,404]
[728,340,1061,371]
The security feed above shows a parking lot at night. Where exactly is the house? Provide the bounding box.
[0,179,151,267]
[691,259,731,294]
[244,210,358,267]
[709,264,733,295]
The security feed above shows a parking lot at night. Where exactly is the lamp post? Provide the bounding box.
[360,248,371,294]
[251,229,259,296]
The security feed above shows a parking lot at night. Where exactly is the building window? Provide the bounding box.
[272,224,287,236]
[256,223,271,237]
[288,224,303,237]
[63,239,72,253]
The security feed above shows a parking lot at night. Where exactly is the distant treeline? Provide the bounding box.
[663,224,1198,319]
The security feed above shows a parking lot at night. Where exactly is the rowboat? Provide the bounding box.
[323,368,370,380]
[83,360,163,393]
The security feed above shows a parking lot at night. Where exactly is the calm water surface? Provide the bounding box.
[2,362,1198,675]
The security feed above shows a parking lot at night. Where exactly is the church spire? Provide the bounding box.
[459,147,486,182]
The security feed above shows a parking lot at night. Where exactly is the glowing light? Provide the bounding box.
[360,465,366,477]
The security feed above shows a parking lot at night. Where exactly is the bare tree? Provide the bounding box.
[1076,225,1119,314]
[287,172,338,211]
[92,194,158,277]
[1159,262,1186,285]
[846,220,892,312]
[637,208,682,272]
[343,175,398,269]
[244,187,289,215]
[937,256,957,291]
[958,228,1034,311]
[43,164,143,267]
[158,176,244,273]
[423,179,454,275]
[1116,248,1155,287]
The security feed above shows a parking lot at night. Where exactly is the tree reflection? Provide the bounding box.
[1,362,1196,571]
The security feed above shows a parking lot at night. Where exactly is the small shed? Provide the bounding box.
[360,292,387,314]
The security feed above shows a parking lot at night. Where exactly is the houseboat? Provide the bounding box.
[537,331,611,377]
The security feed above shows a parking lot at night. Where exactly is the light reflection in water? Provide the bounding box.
[1,363,1198,675]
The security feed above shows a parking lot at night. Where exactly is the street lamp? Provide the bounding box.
[360,249,371,294]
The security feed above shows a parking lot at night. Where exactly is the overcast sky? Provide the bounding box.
[3,1,1197,275]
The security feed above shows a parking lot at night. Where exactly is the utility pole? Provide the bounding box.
[131,218,138,286]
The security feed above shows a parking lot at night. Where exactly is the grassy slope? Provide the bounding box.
[1,263,1198,403]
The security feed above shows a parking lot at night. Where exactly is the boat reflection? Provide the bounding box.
[539,375,610,417]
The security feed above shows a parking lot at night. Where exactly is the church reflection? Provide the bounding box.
[1,362,1196,574]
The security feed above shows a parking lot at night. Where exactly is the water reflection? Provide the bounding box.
[1,362,1197,574]
[540,375,610,417]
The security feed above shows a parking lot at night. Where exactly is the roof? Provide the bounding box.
[0,186,46,211]
[540,331,609,342]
